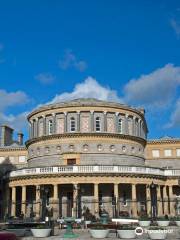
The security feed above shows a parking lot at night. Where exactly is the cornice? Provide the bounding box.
[25,132,146,147]
[0,147,27,152]
[147,139,180,144]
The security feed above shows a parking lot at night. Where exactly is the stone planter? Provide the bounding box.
[157,221,170,227]
[6,229,26,237]
[117,229,136,239]
[89,229,109,239]
[31,228,51,238]
[148,230,167,239]
[139,220,151,227]
[175,220,180,226]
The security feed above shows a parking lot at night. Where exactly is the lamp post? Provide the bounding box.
[150,182,157,219]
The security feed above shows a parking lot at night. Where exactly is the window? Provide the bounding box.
[67,158,76,165]
[152,150,160,158]
[95,117,101,132]
[48,120,53,135]
[176,149,180,157]
[118,118,122,133]
[19,156,26,163]
[164,149,172,157]
[70,117,76,132]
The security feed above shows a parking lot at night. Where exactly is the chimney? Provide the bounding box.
[17,132,24,145]
[0,125,14,147]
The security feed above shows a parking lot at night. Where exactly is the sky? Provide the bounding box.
[0,0,180,141]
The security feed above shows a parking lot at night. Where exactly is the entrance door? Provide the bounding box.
[67,192,73,217]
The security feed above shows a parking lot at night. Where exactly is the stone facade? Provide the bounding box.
[0,98,180,220]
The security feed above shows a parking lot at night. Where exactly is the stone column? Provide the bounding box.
[124,114,129,135]
[21,186,26,215]
[90,110,94,132]
[115,112,119,133]
[77,111,80,132]
[94,183,99,217]
[52,184,59,220]
[73,184,78,217]
[52,113,56,134]
[35,186,41,219]
[157,185,163,216]
[131,184,137,217]
[11,187,16,217]
[42,115,46,135]
[169,186,175,216]
[132,116,136,136]
[163,186,169,215]
[114,184,119,216]
[138,119,141,137]
[64,112,67,132]
[146,185,151,216]
[103,111,107,132]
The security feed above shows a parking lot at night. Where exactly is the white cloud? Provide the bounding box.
[0,111,28,132]
[123,64,180,108]
[49,76,122,104]
[35,72,55,84]
[0,89,30,111]
[170,19,180,37]
[59,50,87,72]
[166,99,180,128]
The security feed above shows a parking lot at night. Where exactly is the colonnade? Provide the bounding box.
[8,182,177,219]
[29,111,146,139]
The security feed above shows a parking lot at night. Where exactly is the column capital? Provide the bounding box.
[115,112,119,116]
[90,110,94,114]
[125,114,129,118]
[77,111,80,114]
[64,112,67,116]
[133,115,136,120]
[103,111,107,114]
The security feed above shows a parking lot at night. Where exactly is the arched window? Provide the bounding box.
[118,118,122,133]
[70,117,76,132]
[95,117,101,132]
[48,120,53,135]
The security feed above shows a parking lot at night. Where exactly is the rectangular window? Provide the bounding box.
[67,158,76,165]
[152,150,160,158]
[177,149,180,157]
[164,149,172,157]
[19,156,26,163]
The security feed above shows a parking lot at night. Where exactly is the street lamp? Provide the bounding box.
[150,182,157,219]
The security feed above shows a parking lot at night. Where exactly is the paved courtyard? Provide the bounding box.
[20,227,180,239]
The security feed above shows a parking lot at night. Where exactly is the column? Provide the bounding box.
[124,114,129,135]
[114,184,119,216]
[52,184,59,219]
[157,185,163,216]
[163,186,169,215]
[94,183,99,217]
[11,187,16,217]
[35,118,38,137]
[73,184,78,217]
[64,112,67,132]
[52,113,56,134]
[42,115,46,135]
[90,110,94,132]
[146,185,151,216]
[131,184,137,217]
[132,116,136,136]
[21,186,26,215]
[115,112,119,133]
[77,111,80,132]
[103,111,107,132]
[35,186,41,219]
[30,120,33,138]
[138,119,141,137]
[169,186,175,216]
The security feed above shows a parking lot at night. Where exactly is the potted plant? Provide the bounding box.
[117,224,137,239]
[148,226,167,240]
[138,211,151,227]
[89,224,109,239]
[30,224,51,238]
[5,224,26,237]
[156,216,170,227]
[82,206,96,226]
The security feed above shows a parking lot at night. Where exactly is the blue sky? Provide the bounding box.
[0,0,180,140]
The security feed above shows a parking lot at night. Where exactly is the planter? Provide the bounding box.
[157,221,169,227]
[148,230,167,240]
[89,229,109,239]
[6,229,26,237]
[139,220,151,227]
[117,229,136,239]
[31,228,51,238]
[175,220,180,226]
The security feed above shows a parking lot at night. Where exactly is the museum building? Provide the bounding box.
[0,98,180,220]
